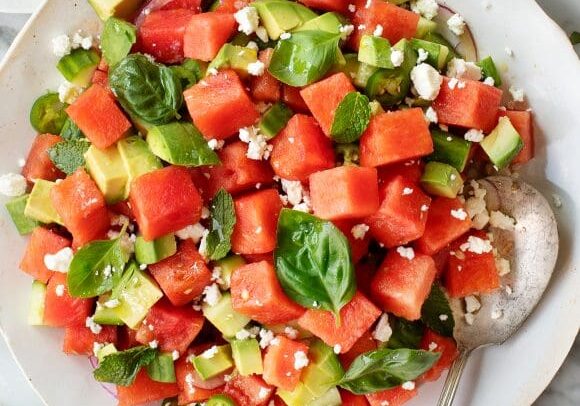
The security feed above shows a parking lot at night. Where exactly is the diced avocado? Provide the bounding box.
[477,56,502,86]
[207,394,236,406]
[135,233,177,265]
[214,255,246,290]
[88,0,143,21]
[147,352,177,383]
[117,136,163,188]
[301,339,344,397]
[265,321,313,339]
[358,35,395,69]
[96,343,118,363]
[93,294,124,325]
[410,38,450,70]
[480,116,524,170]
[428,129,472,172]
[57,48,100,87]
[5,195,40,235]
[208,44,258,77]
[24,180,63,225]
[354,62,379,88]
[259,102,294,139]
[423,32,460,60]
[203,293,251,337]
[293,12,344,34]
[231,339,263,376]
[252,0,317,40]
[278,382,317,406]
[28,280,47,326]
[85,144,129,204]
[420,161,464,198]
[416,17,437,39]
[369,100,384,115]
[111,265,164,328]
[192,344,234,380]
[308,387,342,406]
[331,53,359,81]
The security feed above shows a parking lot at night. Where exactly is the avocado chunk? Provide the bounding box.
[331,53,360,81]
[358,35,396,69]
[354,62,379,88]
[259,102,294,139]
[416,16,437,39]
[420,161,464,198]
[24,180,63,225]
[428,129,472,172]
[293,12,344,34]
[5,195,40,235]
[147,352,177,383]
[410,38,450,70]
[231,339,263,376]
[480,116,524,169]
[93,294,125,325]
[88,0,143,21]
[207,394,236,406]
[208,44,258,77]
[214,255,246,290]
[117,136,163,189]
[85,144,129,204]
[278,382,317,406]
[96,343,118,362]
[135,233,177,265]
[308,387,342,406]
[265,321,313,339]
[57,48,100,87]
[203,292,251,337]
[28,280,47,326]
[301,339,344,397]
[252,0,317,40]
[192,344,234,380]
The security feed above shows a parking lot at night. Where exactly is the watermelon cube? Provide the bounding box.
[419,329,459,382]
[44,273,94,327]
[19,227,71,284]
[22,134,64,183]
[183,12,236,61]
[117,370,179,406]
[262,336,310,391]
[498,109,534,164]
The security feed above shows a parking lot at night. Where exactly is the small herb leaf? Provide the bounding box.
[60,117,85,140]
[330,92,371,143]
[386,317,424,350]
[339,348,441,395]
[204,189,236,261]
[421,283,455,337]
[94,346,157,386]
[170,58,203,90]
[101,17,137,67]
[48,139,91,175]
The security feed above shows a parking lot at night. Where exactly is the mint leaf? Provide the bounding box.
[94,346,157,386]
[101,17,137,67]
[330,92,371,144]
[48,139,90,175]
[205,189,236,261]
[571,31,580,45]
[59,117,85,140]
[421,283,455,337]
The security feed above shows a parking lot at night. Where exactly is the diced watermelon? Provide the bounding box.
[365,386,418,406]
[298,291,381,353]
[51,169,110,246]
[432,246,451,278]
[419,329,459,382]
[184,69,260,139]
[110,201,136,222]
[91,69,109,89]
[415,197,472,255]
[309,166,380,220]
[378,160,424,187]
[298,0,349,12]
[333,220,371,264]
[224,373,275,406]
[341,389,370,406]
[433,77,503,133]
[366,176,431,248]
[282,85,310,113]
[498,109,534,164]
[19,227,70,283]
[117,369,179,406]
[250,49,281,103]
[371,251,437,320]
[117,326,141,350]
[134,0,202,26]
[22,134,64,183]
[129,166,203,241]
[300,72,356,136]
[66,84,131,149]
[360,108,433,168]
[175,348,225,404]
[243,252,274,265]
[338,329,377,369]
[63,324,117,355]
[137,9,197,64]
[231,261,305,324]
[183,12,236,61]
[44,273,94,327]
[354,262,376,299]
[270,114,335,182]
[349,0,419,51]
[231,189,283,254]
[214,0,251,13]
[135,298,205,354]
[262,335,309,391]
[149,240,212,306]
[446,231,500,297]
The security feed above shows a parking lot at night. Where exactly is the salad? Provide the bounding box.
[0,0,534,405]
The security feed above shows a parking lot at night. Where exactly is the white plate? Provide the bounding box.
[0,0,42,13]
[0,1,579,405]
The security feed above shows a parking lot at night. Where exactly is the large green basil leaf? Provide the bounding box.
[421,283,455,337]
[339,348,441,395]
[109,54,183,125]
[204,189,237,261]
[101,17,137,67]
[94,346,157,386]
[269,30,341,86]
[386,317,424,350]
[275,209,356,321]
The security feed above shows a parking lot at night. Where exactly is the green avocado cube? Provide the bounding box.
[277,382,317,406]
[88,0,143,21]
[214,255,246,290]
[208,44,258,77]
[480,116,524,170]
[147,352,177,383]
[57,48,100,87]
[301,339,344,397]
[24,180,63,225]
[117,136,163,190]
[135,233,177,265]
[428,129,472,172]
[410,38,450,70]
[231,339,263,376]
[28,280,47,326]
[93,294,124,326]
[294,12,344,34]
[203,293,251,338]
[358,35,395,69]
[192,345,234,380]
[252,0,317,40]
[85,144,129,204]
[5,195,40,235]
[420,161,464,198]
[308,387,342,406]
[96,343,118,363]
[259,102,294,139]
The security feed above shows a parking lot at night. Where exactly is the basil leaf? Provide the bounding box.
[330,92,371,144]
[94,346,157,386]
[275,209,356,320]
[386,317,424,350]
[571,31,580,45]
[60,117,84,140]
[67,233,130,298]
[421,283,455,337]
[269,30,341,86]
[48,139,91,175]
[109,54,183,125]
[170,58,203,90]
[339,348,441,395]
[101,17,137,67]
[204,189,236,261]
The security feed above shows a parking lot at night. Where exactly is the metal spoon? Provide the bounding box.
[437,176,559,406]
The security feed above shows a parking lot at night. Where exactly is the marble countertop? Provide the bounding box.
[0,4,578,406]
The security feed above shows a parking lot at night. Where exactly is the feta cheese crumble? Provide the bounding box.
[464,312,475,325]
[256,26,269,43]
[201,346,218,359]
[402,187,414,196]
[44,247,74,273]
[425,106,438,123]
[333,344,342,354]
[280,179,312,212]
[489,210,516,230]
[465,295,481,313]
[149,340,159,349]
[373,313,393,342]
[428,342,438,351]
[483,77,495,86]
[390,49,404,67]
[447,13,466,36]
[411,63,442,101]
[293,351,309,370]
[259,329,275,349]
[247,60,266,76]
[52,34,72,57]
[202,283,222,307]
[85,316,102,334]
[450,208,468,221]
[496,257,511,276]
[351,224,369,240]
[58,82,83,104]
[239,126,273,160]
[396,246,415,261]
[284,326,299,340]
[509,86,525,102]
[348,4,356,12]
[439,314,448,321]
[464,129,485,142]
[280,32,292,40]
[0,173,27,197]
[411,0,439,20]
[460,235,493,254]
[172,350,180,361]
[373,24,384,37]
[417,48,429,64]
[55,284,65,297]
[234,7,260,35]
[339,24,355,39]
[207,139,225,150]
[447,58,482,81]
[71,32,93,50]
[402,381,415,391]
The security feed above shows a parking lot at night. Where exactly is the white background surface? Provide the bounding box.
[0,1,577,406]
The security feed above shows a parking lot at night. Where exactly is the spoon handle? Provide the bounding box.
[437,349,472,406]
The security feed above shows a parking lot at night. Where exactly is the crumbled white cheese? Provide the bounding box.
[58,81,83,104]
[402,381,415,391]
[358,24,367,31]
[246,41,259,51]
[417,48,429,64]
[293,351,309,370]
[234,6,260,35]
[509,86,525,102]
[483,77,495,86]
[148,340,159,349]
[390,49,404,67]
[351,224,370,240]
[172,350,180,361]
[207,67,219,76]
[464,129,485,142]
[348,4,356,12]
[448,77,459,89]
[447,58,482,81]
[421,204,430,212]
[235,329,252,340]
[207,139,225,150]
[496,257,511,276]
[0,173,27,197]
[411,0,439,20]
[439,314,448,321]
[280,32,292,40]
[402,187,414,196]
[333,344,342,354]
[425,106,438,124]
[85,316,102,334]
[464,312,475,325]
[428,342,438,351]
[460,235,493,254]
[365,0,372,9]
[465,295,481,313]
[373,24,384,37]
[52,35,72,57]
[411,63,442,101]
[270,337,280,346]
[284,326,299,340]
[372,313,392,342]
[491,309,503,320]
[259,329,275,349]
[256,26,269,43]
[247,60,266,76]
[239,126,273,160]
[104,299,120,309]
[176,223,207,244]
[489,210,515,230]
[44,247,74,273]
[258,387,270,399]
[396,246,415,261]
[72,32,93,50]
[450,208,468,221]
[280,179,305,206]
[339,24,355,40]
[201,346,218,359]
[202,283,222,307]
[55,284,65,297]
[447,13,466,36]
